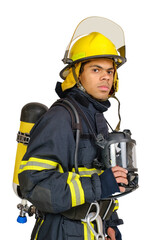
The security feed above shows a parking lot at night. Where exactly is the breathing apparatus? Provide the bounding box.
[13,102,48,223]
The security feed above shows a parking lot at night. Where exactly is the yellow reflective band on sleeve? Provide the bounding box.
[72,167,104,177]
[82,222,95,240]
[67,172,85,207]
[113,199,119,212]
[19,157,64,174]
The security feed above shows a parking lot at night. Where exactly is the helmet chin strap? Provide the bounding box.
[72,66,86,92]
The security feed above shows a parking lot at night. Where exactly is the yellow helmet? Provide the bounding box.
[70,32,121,64]
[60,17,126,95]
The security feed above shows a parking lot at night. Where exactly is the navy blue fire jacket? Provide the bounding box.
[18,83,123,240]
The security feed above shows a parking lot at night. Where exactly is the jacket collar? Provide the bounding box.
[55,82,110,113]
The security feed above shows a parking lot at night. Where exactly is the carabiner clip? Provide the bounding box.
[81,201,105,240]
[86,213,105,240]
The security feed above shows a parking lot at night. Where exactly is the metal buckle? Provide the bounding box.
[17,131,30,145]
[86,213,105,240]
[81,202,100,222]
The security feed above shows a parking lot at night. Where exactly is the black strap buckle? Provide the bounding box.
[16,131,30,145]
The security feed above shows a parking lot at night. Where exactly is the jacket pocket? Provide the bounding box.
[62,218,83,239]
[78,139,97,167]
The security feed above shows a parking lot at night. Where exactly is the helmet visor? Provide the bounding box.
[64,16,126,62]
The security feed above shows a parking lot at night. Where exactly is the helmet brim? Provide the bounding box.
[60,55,126,80]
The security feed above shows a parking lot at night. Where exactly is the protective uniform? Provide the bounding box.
[18,85,123,240]
[18,17,127,239]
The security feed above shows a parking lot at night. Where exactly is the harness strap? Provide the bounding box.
[67,96,98,140]
[52,99,81,132]
[52,98,81,173]
[62,199,118,221]
[53,98,94,140]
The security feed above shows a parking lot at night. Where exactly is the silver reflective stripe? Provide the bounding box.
[72,167,103,176]
[71,173,81,205]
[19,161,56,170]
[67,172,85,207]
[19,157,64,174]
[79,169,102,176]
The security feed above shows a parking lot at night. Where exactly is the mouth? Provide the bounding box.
[98,85,110,91]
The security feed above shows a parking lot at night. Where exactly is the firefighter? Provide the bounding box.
[19,17,128,240]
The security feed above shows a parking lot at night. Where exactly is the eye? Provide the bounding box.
[108,70,114,75]
[92,68,99,73]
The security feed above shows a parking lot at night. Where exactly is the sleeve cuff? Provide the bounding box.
[99,168,120,199]
[81,173,101,203]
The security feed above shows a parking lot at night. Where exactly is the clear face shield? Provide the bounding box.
[62,16,126,65]
[105,138,137,171]
[97,129,139,197]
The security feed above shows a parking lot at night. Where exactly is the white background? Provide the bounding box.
[0,0,160,239]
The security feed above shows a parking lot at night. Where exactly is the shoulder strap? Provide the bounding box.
[52,97,100,173]
[52,98,81,173]
[66,96,97,141]
[53,99,81,132]
[53,98,96,140]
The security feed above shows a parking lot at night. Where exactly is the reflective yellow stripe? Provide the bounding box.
[82,222,95,240]
[72,167,104,177]
[35,219,44,240]
[113,199,119,212]
[67,172,85,207]
[19,157,64,174]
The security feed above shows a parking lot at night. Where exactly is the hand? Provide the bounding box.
[112,166,128,192]
[106,227,116,240]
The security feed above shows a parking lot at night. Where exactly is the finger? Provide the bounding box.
[107,236,116,240]
[119,186,126,192]
[116,177,128,185]
[112,170,127,179]
[107,227,116,240]
[112,166,128,174]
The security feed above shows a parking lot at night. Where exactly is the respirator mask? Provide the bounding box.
[96,129,139,197]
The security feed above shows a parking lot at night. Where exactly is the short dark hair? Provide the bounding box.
[79,61,90,75]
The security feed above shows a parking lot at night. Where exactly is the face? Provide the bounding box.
[78,58,114,101]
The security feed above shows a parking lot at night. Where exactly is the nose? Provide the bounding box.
[100,70,110,81]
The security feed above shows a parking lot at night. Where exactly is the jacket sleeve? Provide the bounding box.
[18,105,102,214]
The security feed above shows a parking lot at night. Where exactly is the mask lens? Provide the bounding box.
[109,141,137,170]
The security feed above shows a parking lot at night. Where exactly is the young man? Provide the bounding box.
[19,18,127,240]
